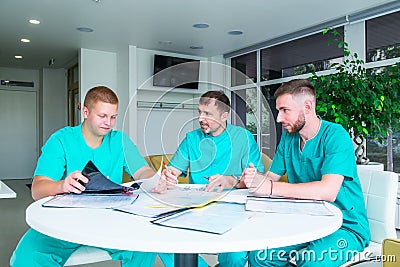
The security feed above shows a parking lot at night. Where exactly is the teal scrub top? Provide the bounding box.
[270,120,370,245]
[34,124,147,184]
[170,123,265,184]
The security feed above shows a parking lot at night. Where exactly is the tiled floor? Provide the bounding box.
[0,179,218,267]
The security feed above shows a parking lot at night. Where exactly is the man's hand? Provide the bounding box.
[152,168,179,194]
[61,170,88,194]
[243,163,272,196]
[205,174,238,192]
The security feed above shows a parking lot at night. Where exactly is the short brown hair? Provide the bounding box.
[84,86,118,110]
[275,79,316,101]
[199,90,230,113]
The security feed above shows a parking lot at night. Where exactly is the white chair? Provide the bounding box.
[344,168,398,266]
[64,246,115,266]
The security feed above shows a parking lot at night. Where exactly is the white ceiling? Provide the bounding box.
[0,0,397,69]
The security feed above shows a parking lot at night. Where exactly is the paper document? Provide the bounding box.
[42,193,138,209]
[152,202,253,234]
[126,162,162,193]
[114,184,224,217]
[151,184,223,208]
[113,193,183,218]
[216,189,249,204]
[245,196,334,216]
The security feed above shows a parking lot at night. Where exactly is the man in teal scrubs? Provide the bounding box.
[10,86,157,267]
[243,79,370,266]
[154,90,265,267]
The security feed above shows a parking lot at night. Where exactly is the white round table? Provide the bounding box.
[26,196,342,267]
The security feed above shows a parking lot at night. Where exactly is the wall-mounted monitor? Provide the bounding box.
[153,54,200,89]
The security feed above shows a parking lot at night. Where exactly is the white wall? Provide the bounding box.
[79,48,119,126]
[129,48,209,155]
[0,67,40,179]
[42,68,67,141]
[77,47,228,156]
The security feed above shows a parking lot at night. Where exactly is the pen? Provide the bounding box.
[203,176,210,180]
[163,161,178,185]
[163,161,171,173]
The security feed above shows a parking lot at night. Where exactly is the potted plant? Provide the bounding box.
[309,29,400,168]
[370,62,400,171]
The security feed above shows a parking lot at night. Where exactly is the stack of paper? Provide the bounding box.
[151,202,252,234]
[245,196,334,216]
[42,194,138,209]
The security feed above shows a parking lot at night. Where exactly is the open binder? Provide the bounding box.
[81,160,139,194]
[42,161,139,208]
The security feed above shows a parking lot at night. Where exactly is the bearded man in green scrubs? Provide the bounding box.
[11,86,157,267]
[154,90,265,267]
[243,79,370,267]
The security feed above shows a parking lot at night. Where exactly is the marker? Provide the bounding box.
[203,176,210,180]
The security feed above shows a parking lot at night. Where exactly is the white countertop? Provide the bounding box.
[0,180,17,198]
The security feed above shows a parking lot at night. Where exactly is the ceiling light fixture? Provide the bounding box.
[29,19,40,25]
[193,23,209,29]
[76,27,94,32]
[14,55,23,59]
[21,38,30,43]
[228,30,243,35]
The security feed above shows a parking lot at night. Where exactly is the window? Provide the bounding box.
[366,11,400,62]
[228,10,400,173]
[261,27,344,81]
[365,11,400,172]
[231,87,277,157]
[366,66,400,173]
[230,27,344,158]
[231,52,257,86]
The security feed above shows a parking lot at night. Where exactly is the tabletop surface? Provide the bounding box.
[26,191,342,254]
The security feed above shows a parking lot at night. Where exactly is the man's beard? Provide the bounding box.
[288,112,305,133]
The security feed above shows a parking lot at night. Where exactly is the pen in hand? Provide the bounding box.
[163,161,171,173]
[163,161,177,185]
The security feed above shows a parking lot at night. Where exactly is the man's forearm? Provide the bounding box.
[31,176,63,200]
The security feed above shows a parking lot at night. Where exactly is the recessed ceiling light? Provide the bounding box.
[76,27,94,32]
[228,30,243,35]
[21,38,30,43]
[158,40,172,45]
[29,19,40,25]
[15,55,23,59]
[193,23,209,29]
[190,46,204,49]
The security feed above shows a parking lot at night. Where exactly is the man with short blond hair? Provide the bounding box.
[11,86,156,267]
